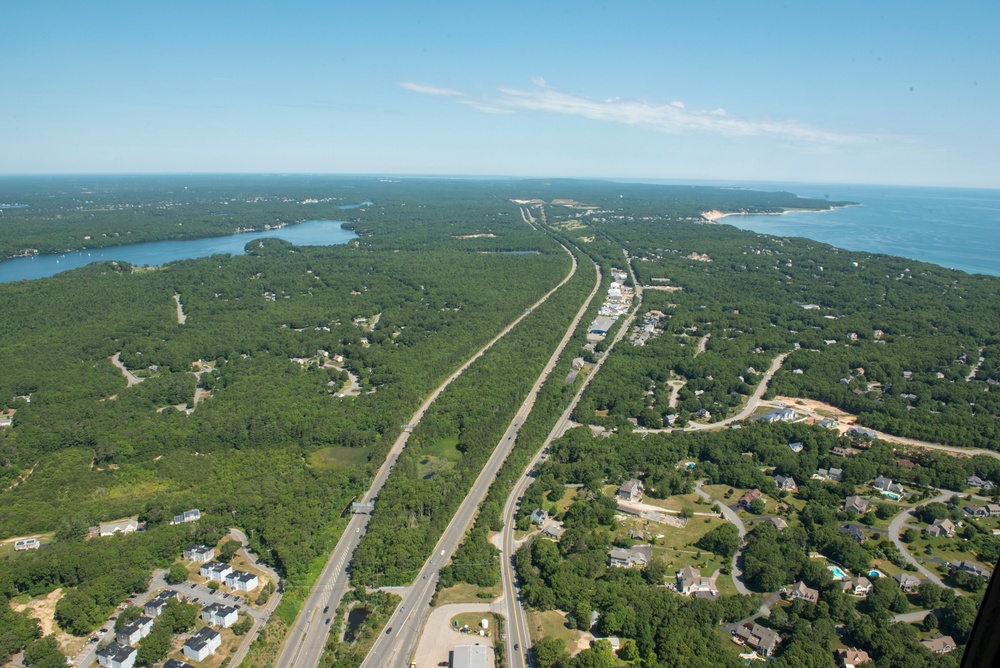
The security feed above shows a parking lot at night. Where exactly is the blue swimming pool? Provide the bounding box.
[828,565,848,579]
[868,569,883,579]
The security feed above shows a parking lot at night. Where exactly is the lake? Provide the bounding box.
[0,219,357,284]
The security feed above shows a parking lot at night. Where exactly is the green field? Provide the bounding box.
[307,446,371,471]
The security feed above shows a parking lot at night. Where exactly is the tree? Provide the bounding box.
[165,563,188,585]
[748,498,766,515]
[695,523,741,559]
[875,504,896,520]
[114,606,141,631]
[916,583,944,610]
[232,615,253,636]
[617,638,640,663]
[218,539,241,563]
[920,612,939,632]
[207,581,220,592]
[135,631,170,667]
[940,594,980,642]
[533,636,568,668]
[901,528,919,543]
[22,637,65,668]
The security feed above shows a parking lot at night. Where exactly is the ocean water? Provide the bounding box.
[716,183,1000,276]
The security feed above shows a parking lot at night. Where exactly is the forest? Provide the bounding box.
[1,176,995,666]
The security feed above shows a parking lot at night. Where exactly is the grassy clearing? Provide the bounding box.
[528,610,590,655]
[435,583,500,606]
[548,486,578,515]
[450,611,501,637]
[308,446,371,471]
[417,436,462,478]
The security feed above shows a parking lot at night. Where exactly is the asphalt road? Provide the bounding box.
[887,490,957,589]
[693,481,750,596]
[275,244,580,668]
[501,251,639,668]
[359,245,602,668]
[227,528,283,667]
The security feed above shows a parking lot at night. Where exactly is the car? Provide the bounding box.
[323,606,329,613]
[235,605,241,609]
[325,618,331,625]
[514,643,519,651]
[440,550,445,556]
[191,597,199,603]
[386,627,393,634]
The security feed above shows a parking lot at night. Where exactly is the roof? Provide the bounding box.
[452,644,490,668]
[837,647,871,665]
[921,634,956,653]
[97,642,136,664]
[227,570,257,583]
[895,572,921,587]
[164,660,196,668]
[184,627,221,652]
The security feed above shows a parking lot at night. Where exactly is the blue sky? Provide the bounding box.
[4,1,998,187]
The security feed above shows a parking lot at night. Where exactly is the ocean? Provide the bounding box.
[710,183,1000,277]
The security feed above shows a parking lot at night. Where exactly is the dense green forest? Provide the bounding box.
[1,176,996,666]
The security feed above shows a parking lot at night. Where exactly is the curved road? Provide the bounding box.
[887,491,957,589]
[359,245,602,668]
[693,481,750,596]
[275,243,580,668]
[228,528,283,667]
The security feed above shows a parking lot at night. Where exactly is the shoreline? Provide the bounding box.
[702,203,859,223]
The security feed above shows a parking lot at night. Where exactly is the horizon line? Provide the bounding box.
[0,172,995,192]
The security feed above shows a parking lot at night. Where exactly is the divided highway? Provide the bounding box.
[502,250,642,668]
[274,244,580,668]
[359,248,602,668]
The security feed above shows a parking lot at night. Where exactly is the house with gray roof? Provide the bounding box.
[144,590,177,618]
[200,561,233,582]
[617,479,644,502]
[225,569,259,592]
[183,627,222,662]
[99,518,139,537]
[97,642,137,668]
[202,602,239,628]
[608,546,651,568]
[734,623,782,657]
[184,544,215,563]
[116,616,153,647]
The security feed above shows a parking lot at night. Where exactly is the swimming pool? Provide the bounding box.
[881,491,901,500]
[828,565,848,580]
[868,569,883,579]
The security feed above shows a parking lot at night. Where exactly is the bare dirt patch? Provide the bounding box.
[10,589,87,656]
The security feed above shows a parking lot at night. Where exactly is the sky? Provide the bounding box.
[4,1,999,187]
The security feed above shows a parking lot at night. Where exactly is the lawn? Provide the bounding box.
[547,486,579,516]
[640,492,705,513]
[528,610,591,656]
[308,446,371,471]
[451,611,502,638]
[418,436,463,478]
[435,583,500,606]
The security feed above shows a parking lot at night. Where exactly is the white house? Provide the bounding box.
[116,616,154,647]
[172,509,201,525]
[225,570,259,592]
[183,627,222,662]
[184,544,215,563]
[144,590,178,618]
[14,538,40,551]
[163,660,196,668]
[99,518,139,536]
[97,643,137,668]
[202,602,239,628]
[200,562,233,582]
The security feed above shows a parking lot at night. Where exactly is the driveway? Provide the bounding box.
[886,491,956,589]
[694,481,750,596]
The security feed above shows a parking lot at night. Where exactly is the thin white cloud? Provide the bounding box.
[400,79,873,143]
[398,82,465,98]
